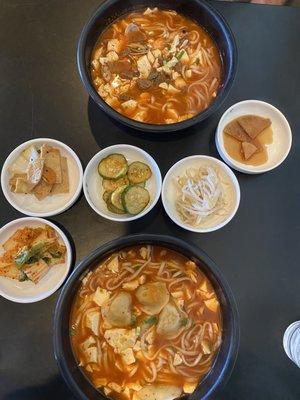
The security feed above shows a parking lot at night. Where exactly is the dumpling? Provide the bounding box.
[133,384,182,400]
[136,282,169,315]
[103,291,132,327]
[156,302,182,337]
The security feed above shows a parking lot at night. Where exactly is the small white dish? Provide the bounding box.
[1,138,83,217]
[0,217,72,303]
[83,144,162,222]
[162,155,240,233]
[215,100,292,174]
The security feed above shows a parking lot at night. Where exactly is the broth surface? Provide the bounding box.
[70,245,222,400]
[90,8,222,124]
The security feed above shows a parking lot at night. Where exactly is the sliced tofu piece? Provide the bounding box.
[173,353,182,366]
[104,328,138,353]
[80,335,96,352]
[134,384,182,400]
[159,83,168,90]
[183,381,197,394]
[85,346,98,364]
[152,49,161,58]
[93,287,110,306]
[139,247,148,259]
[121,100,137,110]
[107,51,119,62]
[174,77,186,89]
[128,383,143,391]
[201,339,212,354]
[133,340,141,352]
[167,85,181,95]
[137,55,152,78]
[122,279,139,291]
[93,377,108,388]
[166,56,178,68]
[204,298,219,312]
[86,310,101,335]
[123,387,131,400]
[108,382,123,393]
[147,50,155,64]
[107,255,119,273]
[121,347,136,365]
[170,34,180,53]
[107,39,122,53]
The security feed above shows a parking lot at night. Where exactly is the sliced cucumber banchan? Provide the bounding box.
[98,153,128,179]
[128,161,152,184]
[122,185,150,215]
[110,185,127,211]
[99,153,152,216]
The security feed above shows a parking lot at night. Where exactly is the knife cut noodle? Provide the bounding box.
[176,166,228,227]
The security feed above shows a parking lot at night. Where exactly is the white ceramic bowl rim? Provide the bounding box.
[216,100,292,174]
[0,217,72,303]
[83,144,162,222]
[162,155,241,233]
[1,138,83,217]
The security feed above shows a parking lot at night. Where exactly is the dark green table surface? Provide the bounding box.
[0,0,300,399]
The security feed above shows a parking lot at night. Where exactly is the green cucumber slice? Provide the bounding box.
[127,161,152,184]
[98,153,128,180]
[102,176,129,192]
[122,185,150,215]
[110,185,128,211]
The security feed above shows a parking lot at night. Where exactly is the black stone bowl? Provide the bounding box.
[54,234,239,400]
[77,0,237,133]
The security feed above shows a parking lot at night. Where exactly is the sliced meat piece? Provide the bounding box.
[108,60,138,78]
[137,78,152,90]
[224,119,250,142]
[237,115,271,139]
[241,142,258,160]
[150,71,171,86]
[119,70,139,79]
[125,23,147,43]
[127,43,148,55]
[119,48,131,58]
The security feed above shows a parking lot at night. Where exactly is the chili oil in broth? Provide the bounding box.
[90,8,222,124]
[70,245,222,400]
